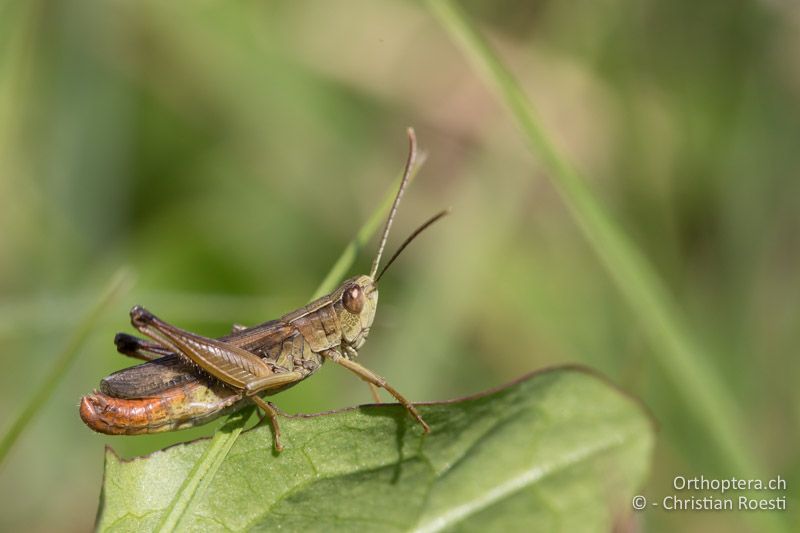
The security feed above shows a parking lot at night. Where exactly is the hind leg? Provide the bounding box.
[114,333,173,361]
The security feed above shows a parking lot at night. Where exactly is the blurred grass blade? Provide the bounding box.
[155,153,427,532]
[425,0,777,525]
[0,268,133,466]
[152,408,251,532]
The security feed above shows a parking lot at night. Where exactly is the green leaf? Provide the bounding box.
[97,367,653,532]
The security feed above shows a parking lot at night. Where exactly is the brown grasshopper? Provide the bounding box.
[80,128,446,451]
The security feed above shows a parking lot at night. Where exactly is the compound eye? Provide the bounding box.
[342,285,364,314]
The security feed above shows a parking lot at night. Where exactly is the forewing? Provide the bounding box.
[100,354,198,399]
[222,319,296,354]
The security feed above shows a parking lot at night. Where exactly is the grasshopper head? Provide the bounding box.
[336,274,378,353]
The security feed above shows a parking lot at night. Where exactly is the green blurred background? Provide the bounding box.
[0,0,798,531]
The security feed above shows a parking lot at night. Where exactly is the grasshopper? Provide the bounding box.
[80,128,446,451]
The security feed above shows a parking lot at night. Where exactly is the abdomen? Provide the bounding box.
[80,381,246,435]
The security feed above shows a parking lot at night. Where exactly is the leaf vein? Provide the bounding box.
[412,430,637,533]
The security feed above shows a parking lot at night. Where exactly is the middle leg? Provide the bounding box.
[250,395,284,452]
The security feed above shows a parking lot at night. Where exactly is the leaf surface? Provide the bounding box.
[97,367,653,532]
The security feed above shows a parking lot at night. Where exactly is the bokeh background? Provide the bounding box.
[1,1,798,531]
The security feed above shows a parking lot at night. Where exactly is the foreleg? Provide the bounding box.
[322,350,429,433]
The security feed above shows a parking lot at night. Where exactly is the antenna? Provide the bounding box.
[369,127,417,279]
[376,208,450,283]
